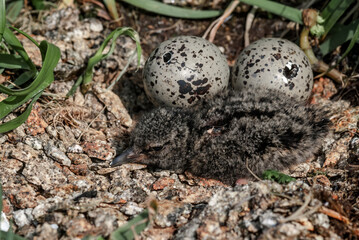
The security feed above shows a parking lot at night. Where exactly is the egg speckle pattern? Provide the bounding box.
[232,38,313,100]
[143,36,230,107]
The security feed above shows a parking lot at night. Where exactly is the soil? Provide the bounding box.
[1,1,359,239]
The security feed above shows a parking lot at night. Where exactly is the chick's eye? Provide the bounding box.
[149,146,163,151]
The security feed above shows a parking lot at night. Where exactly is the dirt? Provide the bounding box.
[1,1,359,239]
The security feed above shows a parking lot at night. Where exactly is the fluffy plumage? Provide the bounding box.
[111,88,330,184]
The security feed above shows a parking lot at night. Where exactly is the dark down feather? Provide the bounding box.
[111,88,330,184]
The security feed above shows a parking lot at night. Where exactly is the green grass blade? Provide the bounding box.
[0,54,31,69]
[3,27,37,71]
[320,0,355,37]
[12,71,37,88]
[0,182,2,239]
[338,23,359,60]
[5,0,23,23]
[0,71,53,130]
[31,0,45,10]
[0,41,60,132]
[5,71,37,90]
[0,91,42,133]
[0,0,5,38]
[67,27,142,96]
[119,0,222,19]
[0,95,29,119]
[0,183,2,212]
[320,22,359,71]
[240,0,303,24]
[319,18,359,55]
[110,209,149,240]
[66,74,83,97]
[0,40,60,96]
[10,26,40,48]
[84,27,142,84]
[5,227,14,240]
[263,170,296,184]
[83,27,141,85]
[82,235,105,240]
[0,230,27,240]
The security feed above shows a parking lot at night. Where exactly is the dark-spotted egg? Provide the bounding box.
[232,38,313,100]
[143,36,230,107]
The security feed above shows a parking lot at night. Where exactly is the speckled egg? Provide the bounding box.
[232,38,313,100]
[143,36,230,107]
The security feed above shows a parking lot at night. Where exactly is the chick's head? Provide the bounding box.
[112,107,193,172]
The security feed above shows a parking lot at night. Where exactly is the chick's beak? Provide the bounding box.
[110,147,147,167]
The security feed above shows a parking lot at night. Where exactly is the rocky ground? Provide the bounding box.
[1,3,359,240]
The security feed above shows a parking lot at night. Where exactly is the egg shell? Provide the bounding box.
[143,36,230,107]
[232,38,313,100]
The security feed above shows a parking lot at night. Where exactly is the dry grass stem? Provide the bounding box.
[203,0,240,42]
[319,206,350,224]
[245,158,262,181]
[244,6,258,47]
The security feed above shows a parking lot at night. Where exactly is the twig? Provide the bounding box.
[244,6,258,47]
[42,92,66,99]
[245,158,262,181]
[281,192,314,223]
[271,192,293,200]
[107,51,137,91]
[146,20,182,36]
[319,206,350,224]
[76,105,107,141]
[202,18,221,39]
[204,0,240,42]
[348,164,359,170]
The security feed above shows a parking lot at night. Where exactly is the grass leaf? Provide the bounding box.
[0,183,2,214]
[319,18,359,55]
[263,170,296,184]
[66,74,83,97]
[0,91,42,133]
[5,0,23,23]
[0,230,27,240]
[0,0,5,38]
[110,210,149,240]
[0,40,60,96]
[10,26,40,48]
[240,0,303,24]
[31,0,45,10]
[320,0,355,38]
[67,27,142,96]
[119,0,222,19]
[338,23,359,60]
[0,54,31,69]
[0,40,60,133]
[3,27,37,71]
[12,71,37,87]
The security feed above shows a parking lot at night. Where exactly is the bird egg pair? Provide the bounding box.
[143,36,313,107]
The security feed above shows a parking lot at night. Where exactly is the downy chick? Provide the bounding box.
[111,89,330,184]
